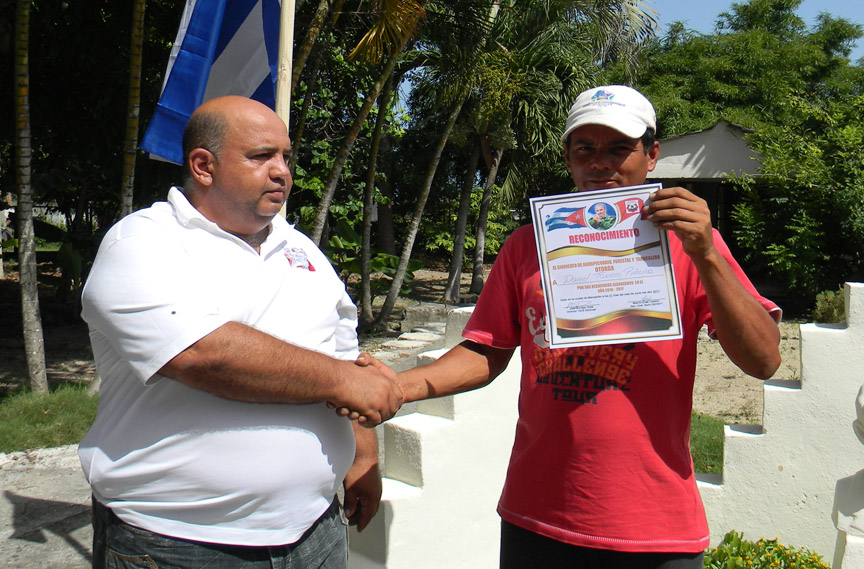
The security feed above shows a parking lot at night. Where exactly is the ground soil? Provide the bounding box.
[0,262,800,424]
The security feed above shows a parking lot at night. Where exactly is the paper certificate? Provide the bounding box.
[530,183,682,348]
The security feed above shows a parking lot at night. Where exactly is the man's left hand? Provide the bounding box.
[343,451,382,532]
[642,186,714,258]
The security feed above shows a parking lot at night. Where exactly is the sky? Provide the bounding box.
[645,0,864,61]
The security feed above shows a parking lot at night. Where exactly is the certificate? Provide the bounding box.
[530,183,682,348]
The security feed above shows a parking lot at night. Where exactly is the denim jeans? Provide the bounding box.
[500,520,704,569]
[91,497,348,569]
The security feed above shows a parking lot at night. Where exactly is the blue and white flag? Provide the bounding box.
[141,0,281,164]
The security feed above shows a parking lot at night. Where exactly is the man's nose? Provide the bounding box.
[272,156,292,184]
[589,153,612,170]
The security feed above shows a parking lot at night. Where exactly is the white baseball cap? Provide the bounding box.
[560,85,656,143]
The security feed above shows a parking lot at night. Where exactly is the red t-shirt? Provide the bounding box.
[463,224,779,553]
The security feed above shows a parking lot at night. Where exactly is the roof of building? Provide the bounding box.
[648,120,762,181]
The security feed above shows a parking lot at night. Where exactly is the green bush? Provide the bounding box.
[811,287,845,323]
[704,531,830,568]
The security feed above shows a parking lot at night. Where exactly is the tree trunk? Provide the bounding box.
[15,0,48,393]
[0,208,5,279]
[291,0,331,94]
[373,98,465,329]
[359,76,394,330]
[443,138,480,303]
[287,48,322,175]
[470,146,503,294]
[119,0,147,218]
[309,51,401,245]
[375,134,395,256]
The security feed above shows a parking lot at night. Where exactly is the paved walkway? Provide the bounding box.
[0,446,92,568]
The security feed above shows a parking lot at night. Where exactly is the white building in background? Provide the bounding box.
[648,120,761,237]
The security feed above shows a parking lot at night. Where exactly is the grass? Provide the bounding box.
[691,411,726,475]
[0,384,99,454]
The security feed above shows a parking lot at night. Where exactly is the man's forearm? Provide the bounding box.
[398,341,515,403]
[343,422,381,531]
[693,249,781,379]
[159,322,403,424]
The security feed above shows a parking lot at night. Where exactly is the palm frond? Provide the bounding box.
[350,0,428,64]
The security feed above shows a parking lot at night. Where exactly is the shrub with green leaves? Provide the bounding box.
[704,531,830,569]
[811,287,845,324]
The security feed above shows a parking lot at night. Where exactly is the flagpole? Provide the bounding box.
[276,0,295,132]
[277,0,295,219]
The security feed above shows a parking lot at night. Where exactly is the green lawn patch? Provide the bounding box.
[691,411,725,476]
[0,385,98,454]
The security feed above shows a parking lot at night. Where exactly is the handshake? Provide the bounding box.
[326,353,407,427]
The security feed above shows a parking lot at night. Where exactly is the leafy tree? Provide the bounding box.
[732,93,864,301]
[305,0,428,245]
[602,0,864,309]
[386,0,657,301]
[611,0,862,137]
[0,0,184,236]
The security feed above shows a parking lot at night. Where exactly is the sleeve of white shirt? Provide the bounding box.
[333,288,360,361]
[81,217,231,384]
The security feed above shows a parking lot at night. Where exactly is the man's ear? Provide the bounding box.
[646,141,660,172]
[188,148,216,186]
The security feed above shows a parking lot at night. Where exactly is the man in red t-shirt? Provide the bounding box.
[363,85,782,569]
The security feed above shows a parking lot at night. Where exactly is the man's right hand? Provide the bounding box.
[327,357,403,427]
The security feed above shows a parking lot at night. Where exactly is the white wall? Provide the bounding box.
[351,284,864,566]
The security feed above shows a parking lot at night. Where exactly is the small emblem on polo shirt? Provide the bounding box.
[283,247,316,271]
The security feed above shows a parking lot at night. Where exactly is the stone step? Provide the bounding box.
[411,322,446,335]
[397,331,443,343]
[381,339,430,350]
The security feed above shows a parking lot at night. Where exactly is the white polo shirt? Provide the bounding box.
[79,187,358,546]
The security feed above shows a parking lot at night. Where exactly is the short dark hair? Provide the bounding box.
[640,128,656,154]
[182,110,228,184]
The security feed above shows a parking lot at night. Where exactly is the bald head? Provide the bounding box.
[180,96,292,238]
[182,97,286,184]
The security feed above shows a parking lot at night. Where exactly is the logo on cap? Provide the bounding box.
[590,90,615,103]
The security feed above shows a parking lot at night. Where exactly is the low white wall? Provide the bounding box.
[700,282,864,562]
[351,284,864,567]
[349,308,521,569]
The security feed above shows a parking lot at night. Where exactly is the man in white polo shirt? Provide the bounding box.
[79,96,402,568]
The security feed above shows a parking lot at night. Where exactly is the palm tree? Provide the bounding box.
[358,74,396,329]
[119,0,147,219]
[373,98,466,328]
[442,135,481,303]
[373,0,500,324]
[499,0,657,203]
[15,0,48,393]
[375,0,657,322]
[469,142,503,294]
[308,0,428,245]
[291,0,332,95]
